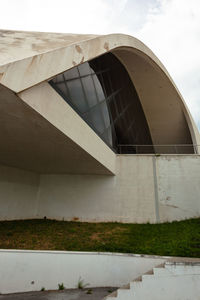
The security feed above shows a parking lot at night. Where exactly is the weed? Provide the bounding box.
[41,287,45,291]
[86,289,92,294]
[58,283,65,290]
[77,277,89,289]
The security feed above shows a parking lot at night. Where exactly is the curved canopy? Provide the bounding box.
[0,30,199,174]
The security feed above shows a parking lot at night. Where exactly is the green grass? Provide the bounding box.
[0,218,199,257]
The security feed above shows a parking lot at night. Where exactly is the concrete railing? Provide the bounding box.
[118,144,200,154]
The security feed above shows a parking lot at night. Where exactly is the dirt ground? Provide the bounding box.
[0,287,117,300]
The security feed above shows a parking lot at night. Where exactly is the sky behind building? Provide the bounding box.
[1,0,200,129]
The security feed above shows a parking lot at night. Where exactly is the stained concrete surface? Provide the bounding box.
[0,287,117,300]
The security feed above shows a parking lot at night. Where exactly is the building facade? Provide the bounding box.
[0,30,200,223]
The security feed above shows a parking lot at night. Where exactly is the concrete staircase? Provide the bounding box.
[104,262,200,300]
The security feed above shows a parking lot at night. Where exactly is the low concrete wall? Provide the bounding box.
[0,155,200,223]
[0,165,39,220]
[0,250,166,294]
[37,155,200,223]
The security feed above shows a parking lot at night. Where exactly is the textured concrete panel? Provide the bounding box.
[157,155,200,222]
[38,155,156,223]
[0,155,200,223]
[0,165,39,220]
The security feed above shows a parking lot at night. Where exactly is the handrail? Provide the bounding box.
[117,144,200,154]
[118,144,200,146]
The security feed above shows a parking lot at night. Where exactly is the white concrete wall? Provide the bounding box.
[157,155,200,222]
[38,155,156,223]
[0,164,39,220]
[0,250,166,294]
[37,155,200,223]
[0,155,200,223]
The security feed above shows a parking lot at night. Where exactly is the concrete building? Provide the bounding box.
[0,29,200,223]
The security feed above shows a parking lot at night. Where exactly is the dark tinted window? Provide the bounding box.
[49,53,153,153]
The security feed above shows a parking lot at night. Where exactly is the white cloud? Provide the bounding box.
[134,0,200,129]
[0,0,128,34]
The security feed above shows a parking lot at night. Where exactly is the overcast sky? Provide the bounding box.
[1,0,200,129]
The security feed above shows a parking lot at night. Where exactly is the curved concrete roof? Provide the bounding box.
[0,30,172,93]
[0,30,99,66]
[0,30,199,174]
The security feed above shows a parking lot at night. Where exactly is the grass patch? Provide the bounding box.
[0,218,199,257]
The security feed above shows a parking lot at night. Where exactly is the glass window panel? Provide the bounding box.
[90,105,105,134]
[127,108,133,121]
[113,95,119,115]
[101,71,112,97]
[119,115,124,128]
[101,102,110,129]
[107,127,113,145]
[89,66,95,74]
[52,73,64,83]
[115,94,122,113]
[124,110,130,127]
[100,131,108,144]
[82,111,92,125]
[56,82,67,96]
[101,127,112,145]
[120,89,128,109]
[49,52,153,153]
[109,98,117,121]
[64,67,79,80]
[78,62,91,76]
[92,75,105,102]
[82,76,97,108]
[67,79,88,113]
[111,124,117,145]
[118,94,125,111]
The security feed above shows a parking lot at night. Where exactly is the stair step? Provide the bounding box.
[103,290,118,299]
[105,262,200,300]
[153,265,200,276]
[116,287,134,300]
[135,274,200,300]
